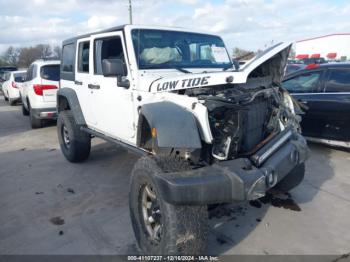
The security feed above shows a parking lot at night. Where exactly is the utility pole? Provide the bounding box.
[128,0,133,24]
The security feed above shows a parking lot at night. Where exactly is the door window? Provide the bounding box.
[282,71,322,93]
[78,42,90,73]
[94,37,125,75]
[325,69,350,92]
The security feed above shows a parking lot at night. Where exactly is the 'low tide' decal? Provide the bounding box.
[155,76,211,92]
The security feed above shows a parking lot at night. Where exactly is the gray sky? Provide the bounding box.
[0,0,349,53]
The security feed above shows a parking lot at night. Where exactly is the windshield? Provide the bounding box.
[131,29,232,70]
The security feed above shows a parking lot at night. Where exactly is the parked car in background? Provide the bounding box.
[300,57,327,65]
[287,59,303,64]
[20,59,60,128]
[0,66,18,91]
[1,71,26,105]
[282,63,350,148]
[285,64,306,75]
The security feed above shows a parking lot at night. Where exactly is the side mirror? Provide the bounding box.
[102,59,129,88]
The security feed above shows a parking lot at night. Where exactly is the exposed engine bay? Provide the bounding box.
[184,76,301,161]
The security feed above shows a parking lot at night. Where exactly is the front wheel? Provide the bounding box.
[129,156,208,255]
[57,110,91,162]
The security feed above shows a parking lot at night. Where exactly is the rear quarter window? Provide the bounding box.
[41,65,60,81]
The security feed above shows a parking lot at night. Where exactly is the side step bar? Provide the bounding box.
[80,127,149,156]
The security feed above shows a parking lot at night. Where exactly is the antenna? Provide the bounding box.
[128,0,133,24]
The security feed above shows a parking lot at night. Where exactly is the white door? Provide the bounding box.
[88,31,135,143]
[75,37,97,126]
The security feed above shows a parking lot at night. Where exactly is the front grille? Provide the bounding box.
[240,98,270,152]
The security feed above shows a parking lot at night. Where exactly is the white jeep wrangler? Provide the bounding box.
[57,25,308,255]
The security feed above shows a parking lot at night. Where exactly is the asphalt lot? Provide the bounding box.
[0,95,350,256]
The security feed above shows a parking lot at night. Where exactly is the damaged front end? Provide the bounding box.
[146,43,309,204]
[154,82,309,203]
[184,42,302,163]
[187,79,301,162]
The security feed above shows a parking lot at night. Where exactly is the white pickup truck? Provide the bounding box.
[57,25,308,255]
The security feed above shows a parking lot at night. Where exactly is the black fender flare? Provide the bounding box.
[138,101,202,149]
[57,88,86,125]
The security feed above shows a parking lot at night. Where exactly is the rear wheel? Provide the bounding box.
[273,163,305,192]
[29,105,43,129]
[57,110,91,162]
[129,156,208,255]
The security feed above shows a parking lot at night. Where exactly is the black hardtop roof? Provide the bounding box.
[62,24,127,45]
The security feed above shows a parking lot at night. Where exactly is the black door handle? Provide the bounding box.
[74,80,83,85]
[88,84,100,89]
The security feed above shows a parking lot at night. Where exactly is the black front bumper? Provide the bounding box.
[154,130,309,205]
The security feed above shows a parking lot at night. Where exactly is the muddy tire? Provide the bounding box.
[274,163,305,192]
[129,156,208,255]
[57,110,91,163]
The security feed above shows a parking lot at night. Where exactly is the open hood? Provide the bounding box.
[148,42,292,93]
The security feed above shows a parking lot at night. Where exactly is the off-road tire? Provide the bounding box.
[57,110,91,162]
[129,156,208,255]
[22,103,29,116]
[273,163,305,192]
[29,105,43,129]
